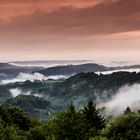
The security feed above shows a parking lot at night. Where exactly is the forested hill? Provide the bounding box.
[48,72,140,100]
[36,63,108,76]
[36,63,140,76]
[0,102,140,140]
[3,72,140,103]
[0,62,140,76]
[2,71,140,120]
[4,71,140,101]
[0,63,42,76]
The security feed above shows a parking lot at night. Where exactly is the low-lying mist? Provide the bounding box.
[1,72,69,84]
[9,84,140,117]
[102,84,140,117]
[96,68,140,75]
[9,88,31,97]
[9,88,44,98]
[10,60,92,68]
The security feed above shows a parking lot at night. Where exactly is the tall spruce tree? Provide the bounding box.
[47,104,84,140]
[82,100,106,138]
[124,106,132,115]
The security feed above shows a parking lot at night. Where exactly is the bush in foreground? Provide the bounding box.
[102,113,140,140]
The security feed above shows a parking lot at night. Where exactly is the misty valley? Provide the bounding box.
[0,62,140,140]
[1,0,140,139]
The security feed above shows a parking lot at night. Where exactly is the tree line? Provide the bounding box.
[0,101,140,140]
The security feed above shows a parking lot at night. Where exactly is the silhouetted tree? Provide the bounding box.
[82,100,106,138]
[47,104,84,140]
[124,106,132,115]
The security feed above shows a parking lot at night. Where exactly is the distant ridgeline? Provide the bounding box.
[0,71,140,120]
[0,62,140,76]
[35,63,140,76]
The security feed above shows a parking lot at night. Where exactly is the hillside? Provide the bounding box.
[36,63,140,76]
[1,71,140,119]
[0,63,43,76]
[49,72,140,100]
[0,63,18,69]
[36,63,109,76]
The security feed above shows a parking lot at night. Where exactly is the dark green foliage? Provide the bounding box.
[0,110,28,139]
[1,71,140,139]
[1,71,140,120]
[47,104,84,140]
[0,103,140,140]
[90,136,108,140]
[124,106,132,115]
[102,113,140,140]
[0,87,12,102]
[82,101,106,138]
[28,125,47,140]
[44,72,140,110]
[83,100,105,129]
[46,102,106,140]
[0,125,27,140]
[0,106,32,131]
[6,95,50,110]
[5,95,51,119]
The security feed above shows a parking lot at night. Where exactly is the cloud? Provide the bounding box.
[9,88,31,97]
[0,0,45,3]
[96,68,140,75]
[0,0,140,40]
[0,0,102,4]
[102,84,140,116]
[10,60,92,68]
[9,88,44,98]
[0,72,69,84]
[0,0,140,61]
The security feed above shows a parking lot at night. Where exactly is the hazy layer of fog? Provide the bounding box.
[9,88,44,98]
[9,84,140,117]
[1,73,69,84]
[1,60,140,117]
[96,68,140,75]
[9,88,31,97]
[101,84,140,116]
[9,60,140,68]
[9,60,94,68]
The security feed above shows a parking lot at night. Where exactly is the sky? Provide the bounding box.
[0,0,140,62]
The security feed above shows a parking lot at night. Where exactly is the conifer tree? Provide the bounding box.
[82,100,105,138]
[124,106,132,115]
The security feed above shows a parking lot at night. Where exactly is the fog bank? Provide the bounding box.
[103,84,140,116]
[96,68,140,75]
[9,88,31,97]
[1,72,69,84]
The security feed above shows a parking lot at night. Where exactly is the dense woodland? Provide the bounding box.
[0,101,139,140]
[0,71,140,139]
[1,72,140,119]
